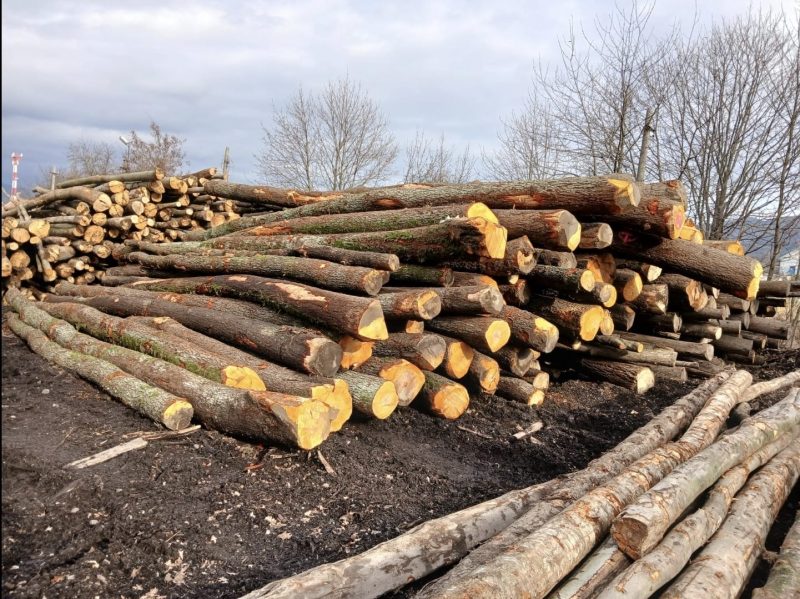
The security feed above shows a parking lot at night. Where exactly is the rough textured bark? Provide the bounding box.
[758,279,792,297]
[126,251,388,296]
[494,345,538,378]
[613,269,643,303]
[660,437,800,599]
[203,180,341,207]
[428,285,505,316]
[527,296,604,342]
[636,312,682,333]
[743,315,790,340]
[378,289,441,320]
[712,334,754,356]
[56,169,163,189]
[2,187,112,218]
[658,273,708,311]
[580,360,654,394]
[356,358,425,407]
[372,333,447,371]
[7,314,193,431]
[463,350,500,394]
[125,275,388,341]
[390,264,453,287]
[612,386,798,560]
[199,175,641,239]
[416,371,469,419]
[576,252,616,284]
[206,217,507,263]
[752,513,800,599]
[648,364,688,382]
[492,209,581,251]
[535,249,578,269]
[495,375,543,405]
[614,260,662,282]
[576,345,678,367]
[617,331,714,361]
[600,433,797,599]
[609,304,636,331]
[498,280,530,307]
[527,265,596,294]
[8,294,331,449]
[585,196,685,239]
[578,223,614,249]
[44,292,342,377]
[291,246,400,271]
[438,236,535,277]
[499,305,560,352]
[628,283,668,315]
[611,232,762,300]
[681,322,722,340]
[426,315,511,353]
[335,370,398,420]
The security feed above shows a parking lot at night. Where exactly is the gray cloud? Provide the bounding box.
[1,0,789,192]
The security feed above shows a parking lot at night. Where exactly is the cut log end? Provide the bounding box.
[466,202,499,224]
[609,177,641,210]
[221,366,267,391]
[380,359,425,406]
[485,320,512,352]
[307,337,346,375]
[162,400,195,431]
[635,369,656,394]
[443,340,475,379]
[417,291,443,320]
[338,336,373,369]
[428,383,470,419]
[580,270,596,292]
[357,301,389,340]
[327,379,353,432]
[484,221,508,259]
[579,306,606,341]
[371,381,400,419]
[286,400,332,450]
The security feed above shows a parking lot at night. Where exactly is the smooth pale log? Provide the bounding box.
[435,335,475,380]
[600,434,797,599]
[703,239,745,255]
[535,249,578,268]
[527,296,604,342]
[492,209,581,251]
[390,264,454,287]
[578,223,614,249]
[617,331,714,361]
[752,513,800,599]
[527,265,596,294]
[7,314,193,431]
[628,283,668,315]
[496,376,543,406]
[500,305,559,352]
[48,292,343,377]
[610,304,636,331]
[335,370,398,420]
[372,333,447,371]
[417,371,469,419]
[378,289,442,320]
[611,232,762,300]
[550,537,631,599]
[198,175,641,239]
[239,202,498,236]
[426,315,511,353]
[741,370,800,404]
[660,438,800,599]
[357,358,425,407]
[125,274,388,341]
[494,345,538,377]
[611,383,799,561]
[614,269,643,302]
[581,360,654,394]
[463,350,500,394]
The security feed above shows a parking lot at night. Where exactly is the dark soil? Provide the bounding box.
[1,325,797,599]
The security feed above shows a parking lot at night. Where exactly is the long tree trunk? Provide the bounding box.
[125,274,388,340]
[7,313,193,431]
[752,513,800,599]
[617,331,714,361]
[126,251,388,296]
[612,388,799,560]
[2,187,113,218]
[56,169,163,189]
[43,292,342,377]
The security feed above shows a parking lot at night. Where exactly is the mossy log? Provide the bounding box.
[389,264,454,287]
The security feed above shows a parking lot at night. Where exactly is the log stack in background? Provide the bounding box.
[2,172,797,449]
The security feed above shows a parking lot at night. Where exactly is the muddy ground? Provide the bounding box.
[2,324,797,599]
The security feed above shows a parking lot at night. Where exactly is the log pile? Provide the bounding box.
[237,369,800,598]
[3,174,797,449]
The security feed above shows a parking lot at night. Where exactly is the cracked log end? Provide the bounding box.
[609,177,641,210]
[221,366,267,391]
[611,516,650,560]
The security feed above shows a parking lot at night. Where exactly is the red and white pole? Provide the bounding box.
[10,152,23,201]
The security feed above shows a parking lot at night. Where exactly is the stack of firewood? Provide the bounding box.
[237,369,800,599]
[3,174,797,450]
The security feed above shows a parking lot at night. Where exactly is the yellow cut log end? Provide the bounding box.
[371,381,399,420]
[358,301,389,341]
[443,341,474,379]
[466,202,499,225]
[566,224,582,251]
[380,359,426,406]
[579,306,606,341]
[339,336,374,369]
[222,366,267,391]
[528,390,545,406]
[162,400,194,431]
[608,177,641,209]
[324,379,352,432]
[431,384,470,420]
[291,400,333,450]
[485,320,512,352]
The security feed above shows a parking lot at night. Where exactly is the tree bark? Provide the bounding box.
[44,292,342,377]
[389,264,453,286]
[437,236,535,277]
[617,331,714,361]
[536,249,578,268]
[658,273,708,311]
[492,209,581,251]
[578,223,614,249]
[609,304,636,331]
[636,312,682,333]
[125,274,388,341]
[426,315,511,353]
[356,358,425,407]
[614,259,662,282]
[496,375,543,405]
[648,364,688,382]
[377,289,441,320]
[743,315,791,340]
[527,296,604,342]
[2,187,113,218]
[527,265,596,294]
[499,305,560,352]
[494,345,538,377]
[126,251,388,296]
[203,180,340,207]
[628,283,668,315]
[613,269,643,303]
[198,175,641,239]
[7,313,193,431]
[372,333,447,371]
[712,334,754,356]
[758,279,792,297]
[586,196,685,239]
[417,371,470,419]
[600,433,797,599]
[498,280,531,307]
[549,537,631,599]
[612,386,798,560]
[741,370,800,403]
[660,437,800,599]
[463,350,500,394]
[681,322,722,340]
[423,285,505,316]
[580,360,654,394]
[56,169,163,189]
[611,232,762,300]
[335,370,398,420]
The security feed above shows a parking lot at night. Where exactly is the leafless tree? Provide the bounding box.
[404,131,476,183]
[257,77,398,190]
[125,121,186,174]
[66,140,116,177]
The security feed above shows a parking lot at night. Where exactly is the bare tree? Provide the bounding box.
[404,131,476,183]
[125,121,186,174]
[257,77,397,190]
[66,140,116,177]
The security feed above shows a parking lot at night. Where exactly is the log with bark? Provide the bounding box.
[526,265,596,295]
[426,315,511,353]
[617,331,714,361]
[495,375,544,406]
[463,350,501,394]
[580,360,655,394]
[536,249,578,268]
[416,371,470,419]
[494,345,539,378]
[499,305,560,352]
[335,370,398,420]
[434,335,475,380]
[371,333,447,371]
[356,358,425,407]
[526,296,604,342]
[578,223,614,249]
[492,209,581,251]
[377,289,442,320]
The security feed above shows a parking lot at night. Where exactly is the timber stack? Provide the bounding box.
[2,173,797,450]
[239,369,800,599]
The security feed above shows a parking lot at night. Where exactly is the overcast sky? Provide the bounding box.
[1,0,792,193]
